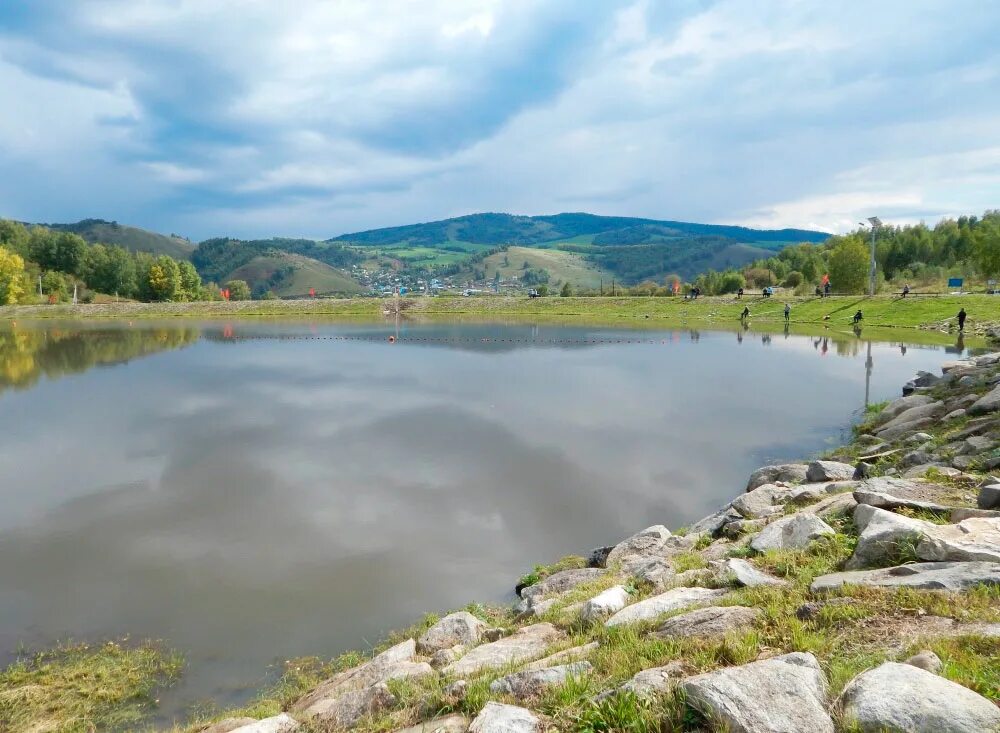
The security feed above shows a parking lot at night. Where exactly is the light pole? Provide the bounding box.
[859,217,881,296]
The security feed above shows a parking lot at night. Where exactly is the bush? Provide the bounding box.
[783,271,803,288]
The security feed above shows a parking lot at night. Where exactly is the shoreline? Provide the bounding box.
[5,344,1000,732]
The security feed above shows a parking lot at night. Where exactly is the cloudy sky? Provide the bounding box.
[1,1,998,241]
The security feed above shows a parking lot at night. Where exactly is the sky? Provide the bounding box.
[1,0,998,241]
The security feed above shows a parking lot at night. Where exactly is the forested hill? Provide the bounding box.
[327,212,830,247]
[46,219,195,259]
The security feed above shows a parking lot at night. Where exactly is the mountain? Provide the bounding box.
[226,252,363,297]
[328,212,830,283]
[191,237,362,284]
[47,218,196,259]
[328,212,829,248]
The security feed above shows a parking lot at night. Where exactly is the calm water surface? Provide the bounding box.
[0,320,968,719]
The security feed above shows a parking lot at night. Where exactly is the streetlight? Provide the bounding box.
[859,217,881,296]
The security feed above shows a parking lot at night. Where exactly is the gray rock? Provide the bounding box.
[904,431,935,444]
[746,463,809,491]
[916,517,1000,563]
[653,606,760,639]
[878,417,936,441]
[430,645,466,668]
[962,435,996,454]
[786,480,857,503]
[581,585,629,622]
[489,662,592,697]
[902,450,934,467]
[610,661,690,699]
[879,395,935,424]
[951,455,979,470]
[680,652,833,733]
[523,642,599,672]
[200,719,259,733]
[969,384,1000,415]
[877,402,945,436]
[839,662,1000,733]
[521,568,605,602]
[904,650,942,674]
[605,587,728,627]
[853,489,950,514]
[689,507,743,536]
[605,525,672,570]
[302,684,396,729]
[443,680,467,700]
[586,546,614,568]
[444,623,563,676]
[721,558,788,587]
[293,639,429,717]
[951,507,1000,521]
[903,463,956,479]
[750,514,835,552]
[807,460,856,482]
[847,505,927,569]
[731,484,787,519]
[944,409,967,421]
[418,612,487,654]
[811,561,1000,592]
[973,352,1000,366]
[468,702,540,733]
[721,518,770,539]
[799,492,858,518]
[392,714,470,733]
[979,483,1000,509]
[227,715,299,733]
[630,558,675,589]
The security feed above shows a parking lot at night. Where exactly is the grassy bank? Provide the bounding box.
[2,294,998,335]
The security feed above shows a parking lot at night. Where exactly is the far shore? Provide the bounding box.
[1,293,997,343]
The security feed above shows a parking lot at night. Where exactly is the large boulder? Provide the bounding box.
[615,661,689,698]
[807,460,856,483]
[489,662,592,698]
[443,623,562,676]
[749,514,835,552]
[731,484,788,519]
[605,526,672,570]
[301,684,396,729]
[811,561,1000,593]
[746,464,809,491]
[392,714,470,733]
[418,612,488,654]
[877,394,935,424]
[520,568,605,602]
[679,652,834,733]
[653,606,760,639]
[876,401,945,437]
[689,507,743,536]
[917,517,1000,563]
[878,417,936,441]
[846,505,927,569]
[839,662,1000,732]
[200,719,258,733]
[969,384,1000,415]
[293,639,430,717]
[719,558,789,587]
[853,489,951,515]
[468,702,540,733]
[581,585,630,622]
[979,484,1000,510]
[605,587,728,627]
[226,717,299,733]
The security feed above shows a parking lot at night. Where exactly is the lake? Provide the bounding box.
[0,319,968,719]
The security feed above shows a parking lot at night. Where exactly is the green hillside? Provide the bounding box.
[226,252,362,297]
[47,219,195,259]
[479,246,611,288]
[328,212,829,248]
[192,237,362,284]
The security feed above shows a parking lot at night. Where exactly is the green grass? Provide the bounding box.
[478,247,613,288]
[0,640,182,733]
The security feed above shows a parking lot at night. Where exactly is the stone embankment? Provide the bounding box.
[198,353,1000,733]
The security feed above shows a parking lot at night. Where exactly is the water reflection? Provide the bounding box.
[0,321,966,719]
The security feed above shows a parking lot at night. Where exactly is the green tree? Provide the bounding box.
[226,279,251,301]
[0,220,30,258]
[560,282,573,297]
[146,255,182,301]
[54,232,87,275]
[972,210,1000,278]
[41,271,68,301]
[178,261,202,301]
[0,247,28,304]
[828,236,870,294]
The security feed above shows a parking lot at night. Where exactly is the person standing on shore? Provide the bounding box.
[784,303,791,321]
[853,310,863,324]
[958,308,967,331]
[740,305,750,320]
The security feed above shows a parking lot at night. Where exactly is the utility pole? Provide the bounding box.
[865,216,881,296]
[38,275,43,298]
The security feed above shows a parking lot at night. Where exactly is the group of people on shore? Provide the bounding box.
[739,301,969,332]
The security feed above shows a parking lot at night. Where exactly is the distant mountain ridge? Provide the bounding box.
[328,212,829,247]
[46,218,195,259]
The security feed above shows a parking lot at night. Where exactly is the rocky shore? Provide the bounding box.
[188,354,1000,732]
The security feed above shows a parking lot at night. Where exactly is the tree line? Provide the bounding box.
[0,220,254,304]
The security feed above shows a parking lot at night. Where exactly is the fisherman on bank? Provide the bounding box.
[958,308,967,332]
[784,303,791,321]
[740,306,750,320]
